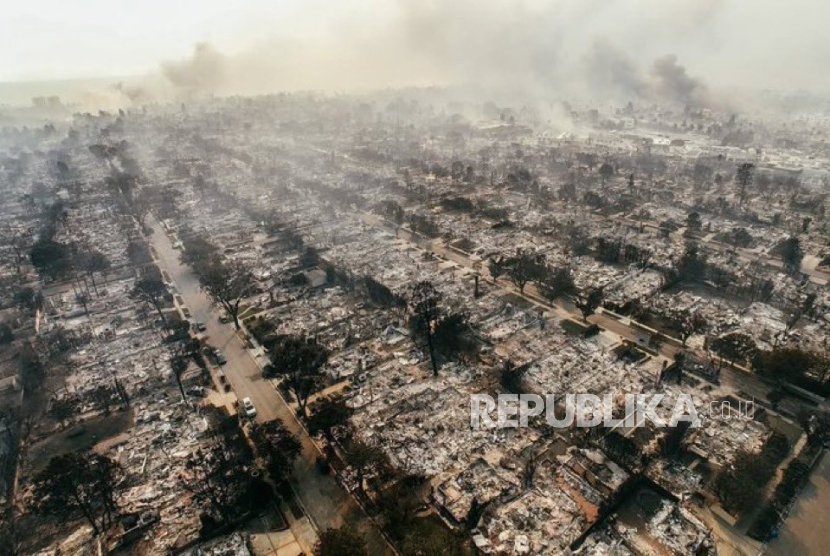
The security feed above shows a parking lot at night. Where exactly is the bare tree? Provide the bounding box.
[79,249,111,296]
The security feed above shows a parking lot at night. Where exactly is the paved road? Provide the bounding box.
[147,217,393,555]
[149,219,281,423]
[767,451,830,556]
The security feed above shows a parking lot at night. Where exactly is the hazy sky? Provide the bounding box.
[2,0,829,96]
[0,0,368,81]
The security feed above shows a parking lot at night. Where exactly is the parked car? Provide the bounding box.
[215,370,231,392]
[192,321,207,332]
[241,397,257,418]
[206,347,228,366]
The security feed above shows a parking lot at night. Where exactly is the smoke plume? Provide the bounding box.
[20,0,827,113]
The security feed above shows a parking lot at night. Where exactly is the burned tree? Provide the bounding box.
[131,274,168,323]
[576,287,604,321]
[502,252,547,294]
[33,452,121,536]
[735,163,754,206]
[665,308,707,346]
[409,281,441,377]
[539,266,577,301]
[78,249,110,296]
[778,236,804,274]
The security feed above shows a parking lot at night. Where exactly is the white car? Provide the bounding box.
[241,397,257,418]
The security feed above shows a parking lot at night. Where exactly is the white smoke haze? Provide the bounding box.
[4,0,829,112]
[161,43,226,97]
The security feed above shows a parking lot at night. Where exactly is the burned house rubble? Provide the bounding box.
[1,82,830,556]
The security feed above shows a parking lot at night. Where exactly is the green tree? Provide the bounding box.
[308,396,353,443]
[0,324,13,345]
[377,474,428,540]
[105,171,138,201]
[714,451,764,515]
[249,420,301,485]
[180,235,218,270]
[686,211,702,233]
[181,423,255,527]
[799,410,830,447]
[0,516,20,556]
[675,243,707,283]
[598,162,615,183]
[659,420,691,458]
[431,313,479,363]
[401,519,466,556]
[13,287,42,312]
[198,258,255,330]
[126,240,152,267]
[363,276,405,309]
[756,347,816,383]
[488,256,506,280]
[264,335,328,417]
[169,350,190,400]
[48,397,75,429]
[128,189,151,228]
